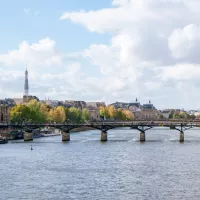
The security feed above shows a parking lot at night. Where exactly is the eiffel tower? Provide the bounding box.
[24,68,29,96]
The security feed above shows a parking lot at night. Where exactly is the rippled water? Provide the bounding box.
[1,127,200,200]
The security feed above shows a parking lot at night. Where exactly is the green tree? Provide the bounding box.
[27,99,46,123]
[68,107,82,123]
[10,104,31,123]
[82,108,90,122]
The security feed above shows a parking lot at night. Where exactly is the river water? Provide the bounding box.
[1,127,200,200]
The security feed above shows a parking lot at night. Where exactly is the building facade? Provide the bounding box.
[109,99,161,120]
[0,99,16,123]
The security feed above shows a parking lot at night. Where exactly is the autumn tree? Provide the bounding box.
[123,110,134,121]
[100,106,110,119]
[115,108,126,120]
[107,106,116,119]
[56,106,66,123]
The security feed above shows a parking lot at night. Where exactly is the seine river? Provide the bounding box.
[1,127,200,200]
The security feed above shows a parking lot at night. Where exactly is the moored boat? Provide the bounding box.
[0,137,8,144]
[42,133,61,137]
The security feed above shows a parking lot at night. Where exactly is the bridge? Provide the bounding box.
[1,120,200,142]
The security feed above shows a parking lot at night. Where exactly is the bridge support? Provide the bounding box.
[24,132,33,141]
[62,132,70,142]
[101,131,107,142]
[180,131,184,142]
[140,132,145,142]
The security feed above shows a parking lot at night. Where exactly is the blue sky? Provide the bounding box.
[0,0,111,53]
[1,0,200,109]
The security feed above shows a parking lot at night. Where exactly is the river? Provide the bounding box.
[1,127,200,200]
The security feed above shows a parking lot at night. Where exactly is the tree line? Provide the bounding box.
[10,99,91,124]
[168,110,196,120]
[100,105,134,120]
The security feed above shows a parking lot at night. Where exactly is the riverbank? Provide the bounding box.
[0,127,96,140]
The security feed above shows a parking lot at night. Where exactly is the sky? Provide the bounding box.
[0,0,200,110]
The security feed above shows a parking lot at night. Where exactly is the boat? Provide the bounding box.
[9,131,24,140]
[41,130,61,137]
[0,137,8,144]
[33,131,44,138]
[42,133,61,137]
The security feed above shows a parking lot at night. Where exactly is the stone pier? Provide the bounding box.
[180,131,184,142]
[101,131,107,141]
[24,132,33,141]
[62,132,70,142]
[140,132,145,142]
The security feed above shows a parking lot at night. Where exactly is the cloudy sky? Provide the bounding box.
[0,0,200,109]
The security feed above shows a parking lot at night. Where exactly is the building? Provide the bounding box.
[160,110,171,119]
[86,102,105,121]
[0,99,16,123]
[64,100,87,110]
[109,99,161,120]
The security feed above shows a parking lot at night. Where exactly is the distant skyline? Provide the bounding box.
[1,0,200,110]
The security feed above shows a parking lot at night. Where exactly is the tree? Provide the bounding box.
[100,106,110,119]
[189,115,196,120]
[82,108,90,122]
[123,110,134,121]
[107,106,116,119]
[40,104,52,121]
[179,111,188,119]
[48,106,66,123]
[56,106,66,123]
[68,107,82,123]
[10,104,31,123]
[116,108,126,120]
[173,112,180,119]
[27,99,46,123]
[65,108,69,122]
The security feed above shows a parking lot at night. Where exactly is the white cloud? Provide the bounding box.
[158,64,200,81]
[3,0,200,109]
[59,0,200,109]
[168,24,200,59]
[0,38,62,67]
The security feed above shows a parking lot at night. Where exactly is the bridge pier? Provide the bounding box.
[24,131,33,141]
[140,131,145,142]
[101,131,107,142]
[180,131,184,142]
[62,131,70,142]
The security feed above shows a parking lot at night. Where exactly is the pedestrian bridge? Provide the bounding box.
[0,120,200,142]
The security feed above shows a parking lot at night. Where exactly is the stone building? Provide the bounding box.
[0,99,16,123]
[64,100,87,110]
[109,99,161,120]
[86,102,105,121]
